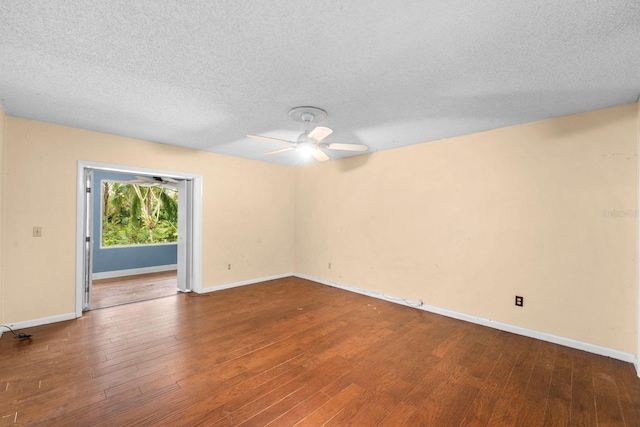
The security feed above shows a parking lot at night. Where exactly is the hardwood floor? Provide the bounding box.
[91,271,178,309]
[1,276,639,426]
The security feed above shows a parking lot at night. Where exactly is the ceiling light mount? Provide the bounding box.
[288,106,327,124]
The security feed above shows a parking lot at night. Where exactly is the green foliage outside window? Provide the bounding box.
[102,181,178,246]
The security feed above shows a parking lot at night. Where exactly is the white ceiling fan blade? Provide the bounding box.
[130,176,156,184]
[313,148,330,162]
[130,176,177,187]
[308,126,333,142]
[265,147,295,155]
[324,143,368,152]
[247,134,294,144]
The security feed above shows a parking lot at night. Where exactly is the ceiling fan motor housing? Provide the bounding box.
[296,131,316,144]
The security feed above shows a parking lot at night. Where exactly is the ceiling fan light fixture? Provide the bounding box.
[297,141,316,158]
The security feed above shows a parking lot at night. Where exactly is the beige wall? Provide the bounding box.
[0,106,6,324]
[2,118,295,324]
[1,103,638,355]
[295,104,638,354]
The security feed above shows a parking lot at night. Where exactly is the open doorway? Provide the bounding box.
[90,172,180,308]
[75,161,203,315]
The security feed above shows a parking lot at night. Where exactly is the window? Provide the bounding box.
[101,180,178,246]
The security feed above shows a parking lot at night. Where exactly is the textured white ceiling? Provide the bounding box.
[0,1,639,165]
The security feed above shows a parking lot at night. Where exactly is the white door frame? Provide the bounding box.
[177,179,193,292]
[75,160,203,317]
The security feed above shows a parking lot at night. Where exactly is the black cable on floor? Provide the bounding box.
[1,324,32,339]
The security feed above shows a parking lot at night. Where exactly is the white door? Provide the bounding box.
[177,179,193,292]
[83,169,93,310]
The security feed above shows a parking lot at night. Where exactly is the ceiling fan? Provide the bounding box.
[246,107,368,162]
[129,176,179,187]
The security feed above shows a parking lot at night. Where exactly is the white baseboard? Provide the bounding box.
[294,273,638,365]
[0,312,77,338]
[92,264,178,280]
[199,273,294,294]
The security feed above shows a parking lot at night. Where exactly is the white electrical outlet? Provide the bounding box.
[33,226,42,237]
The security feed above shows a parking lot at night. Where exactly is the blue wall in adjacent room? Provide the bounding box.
[92,171,178,274]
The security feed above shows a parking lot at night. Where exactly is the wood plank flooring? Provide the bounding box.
[1,276,639,426]
[91,271,178,309]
